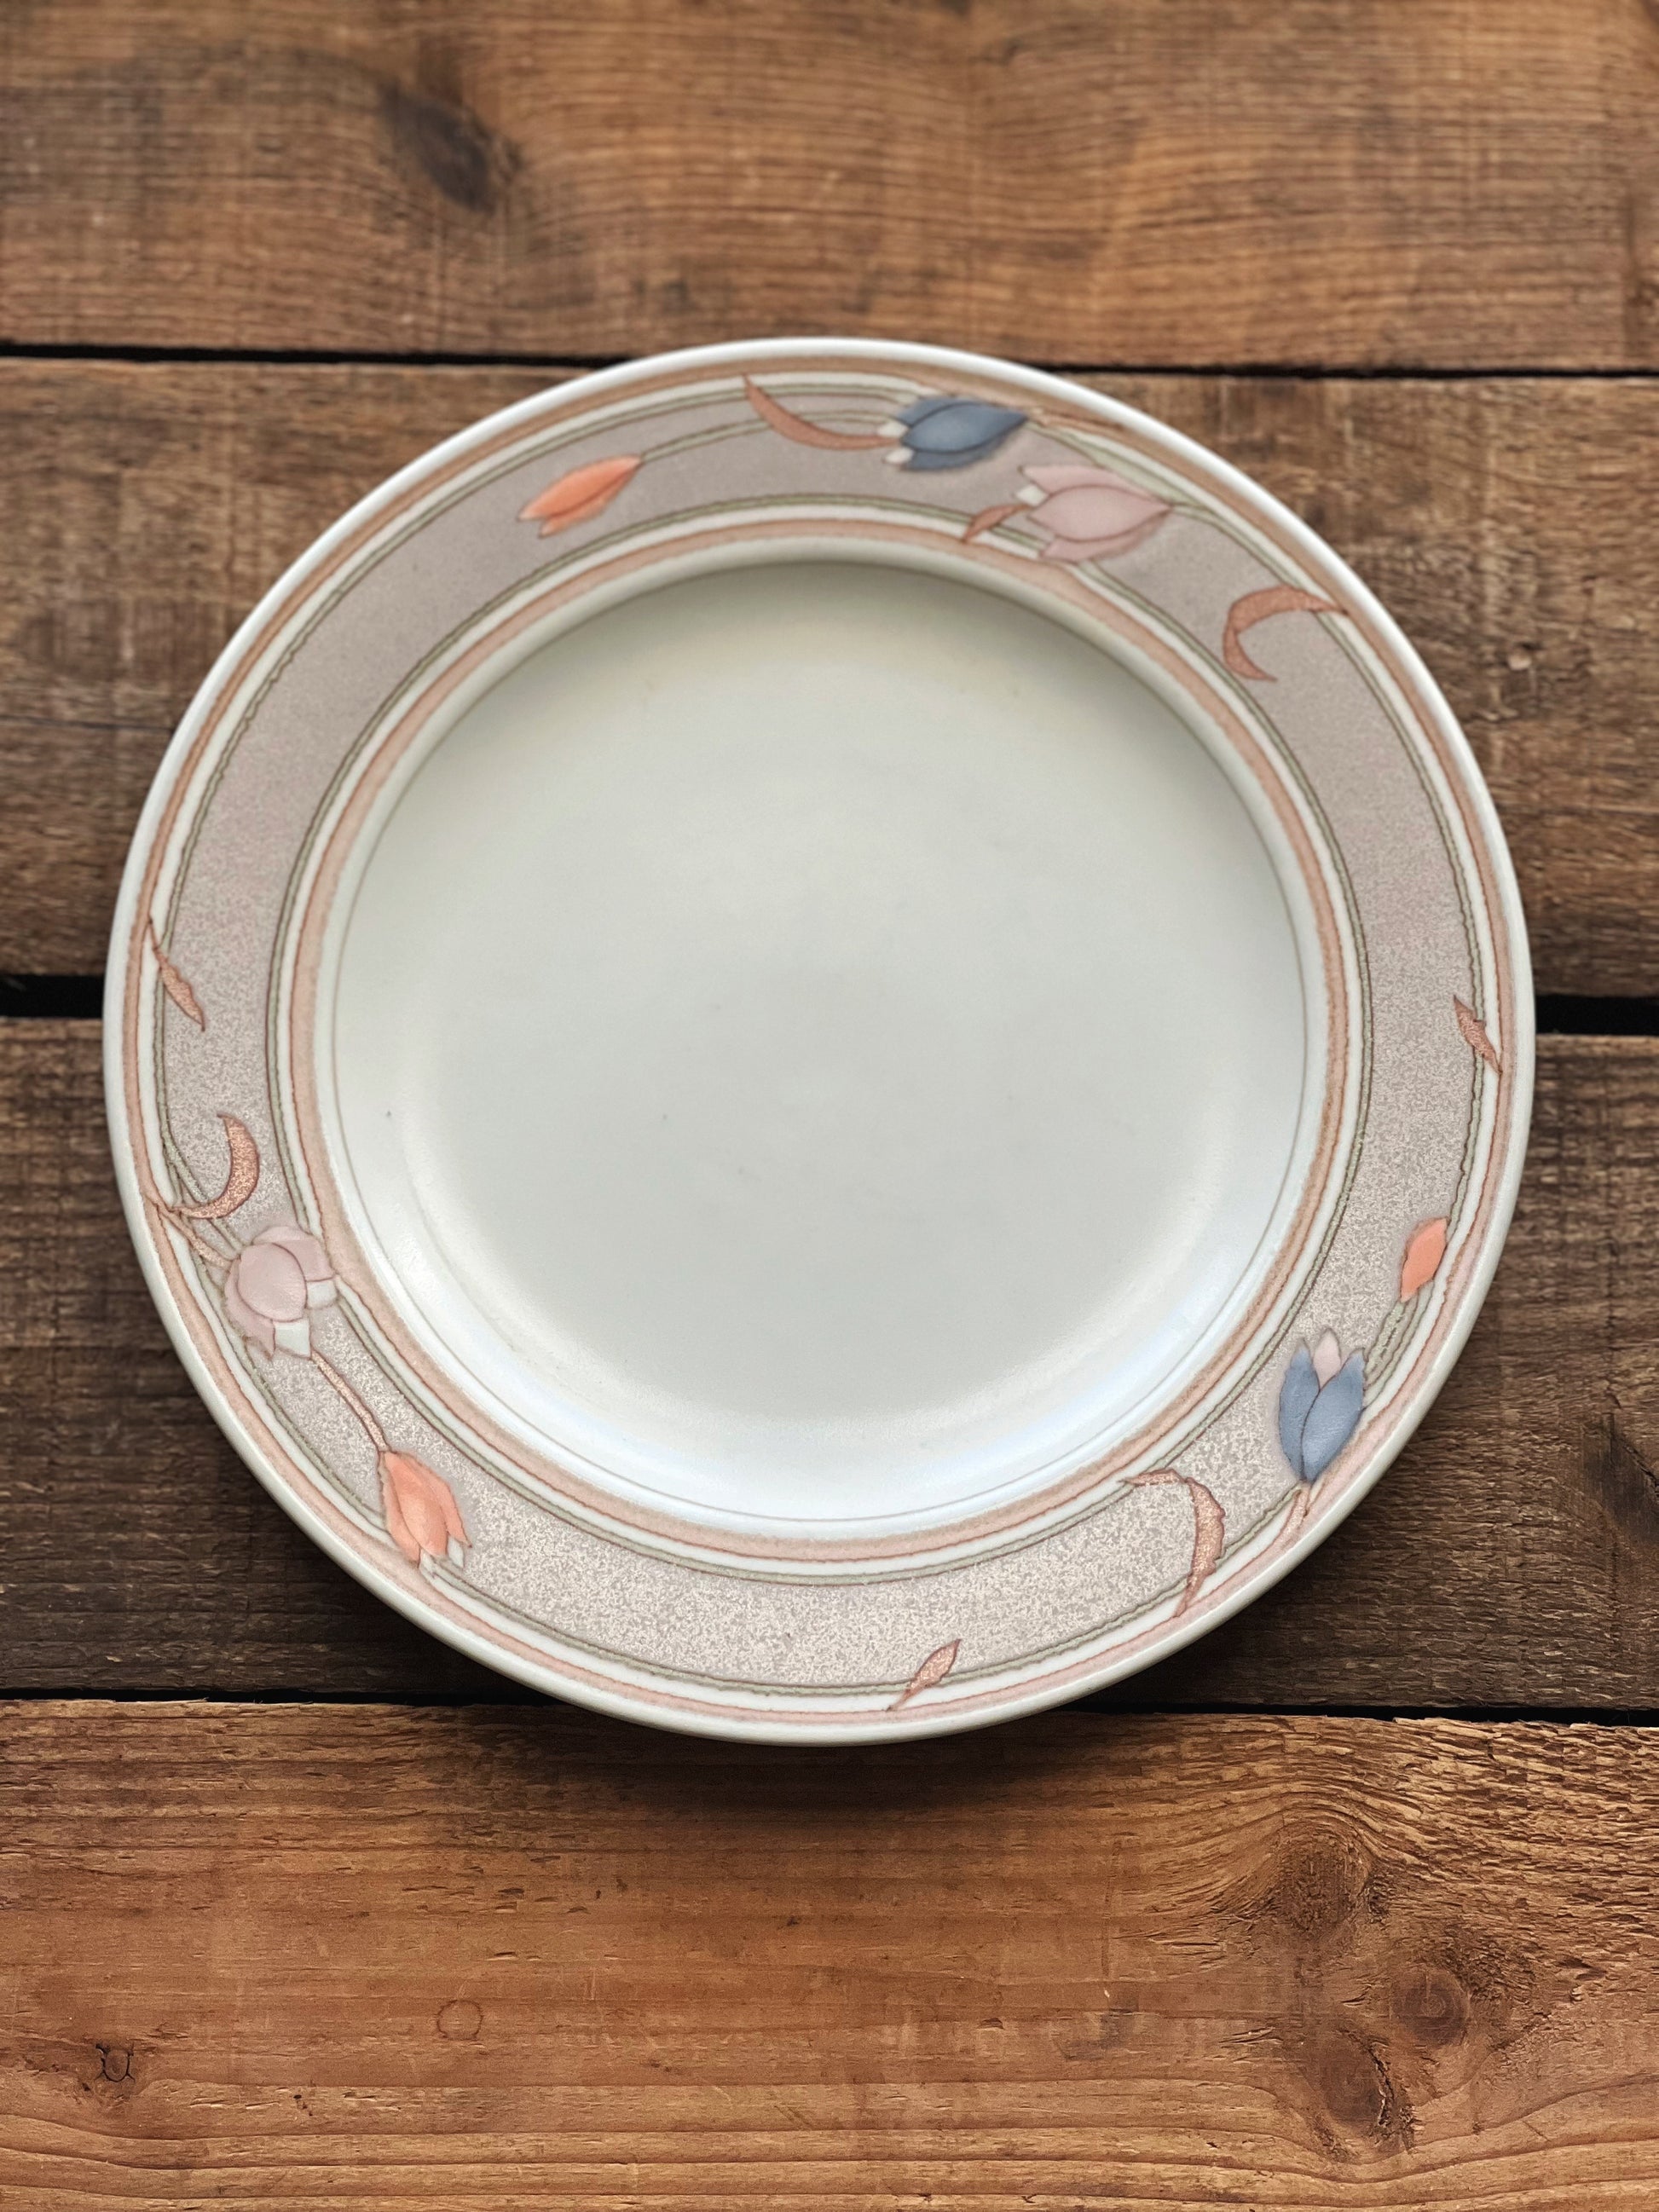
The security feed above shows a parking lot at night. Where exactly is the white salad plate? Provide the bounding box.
[107,340,1532,1741]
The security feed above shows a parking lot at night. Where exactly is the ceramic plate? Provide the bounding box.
[107,341,1532,1741]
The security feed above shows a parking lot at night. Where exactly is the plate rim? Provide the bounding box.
[104,336,1535,1741]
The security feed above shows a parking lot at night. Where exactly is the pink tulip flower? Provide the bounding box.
[223,1223,336,1359]
[1017,465,1171,563]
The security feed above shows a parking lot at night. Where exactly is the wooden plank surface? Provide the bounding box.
[5,363,1659,993]
[3,1021,1656,1708]
[5,13,1655,2210]
[3,2,1659,369]
[1,1701,1654,2208]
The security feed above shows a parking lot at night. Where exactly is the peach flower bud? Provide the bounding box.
[223,1223,335,1358]
[379,1451,471,1568]
[1399,1216,1448,1301]
[518,454,642,536]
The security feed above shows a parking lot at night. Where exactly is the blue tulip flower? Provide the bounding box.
[878,394,1028,471]
[1277,1331,1364,1483]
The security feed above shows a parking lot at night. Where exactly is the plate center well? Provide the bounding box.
[329,557,1310,1532]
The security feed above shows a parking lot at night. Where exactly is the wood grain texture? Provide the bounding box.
[1,1701,1655,2208]
[3,1022,1656,1707]
[3,1,1659,367]
[5,363,1659,990]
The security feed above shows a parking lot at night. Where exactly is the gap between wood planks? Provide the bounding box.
[9,341,1659,381]
[4,976,1656,1037]
[0,1685,1656,1721]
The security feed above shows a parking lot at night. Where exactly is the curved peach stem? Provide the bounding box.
[743,378,889,449]
[311,1350,389,1453]
[1280,1484,1314,1543]
[145,1192,234,1268]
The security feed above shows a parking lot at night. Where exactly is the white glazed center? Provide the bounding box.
[331,559,1309,1532]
